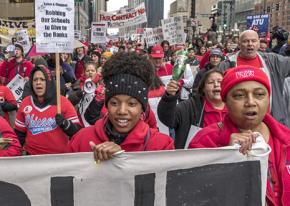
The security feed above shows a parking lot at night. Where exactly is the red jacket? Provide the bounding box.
[0,58,33,84]
[0,116,22,157]
[69,116,174,152]
[189,114,290,206]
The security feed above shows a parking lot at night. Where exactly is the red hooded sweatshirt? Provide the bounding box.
[69,116,174,152]
[189,114,290,206]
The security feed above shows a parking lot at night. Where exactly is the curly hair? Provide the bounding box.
[102,52,154,87]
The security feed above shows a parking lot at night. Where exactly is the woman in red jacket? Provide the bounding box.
[189,65,290,206]
[69,52,174,160]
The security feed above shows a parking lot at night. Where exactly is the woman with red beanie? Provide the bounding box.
[69,52,174,161]
[189,65,290,206]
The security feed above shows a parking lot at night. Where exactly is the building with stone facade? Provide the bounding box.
[255,0,290,31]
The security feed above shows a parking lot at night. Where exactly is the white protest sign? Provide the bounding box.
[35,1,74,53]
[90,22,107,44]
[74,30,81,40]
[0,148,269,206]
[100,3,147,28]
[144,27,163,46]
[148,97,169,135]
[161,16,185,45]
[15,29,31,54]
[0,18,35,46]
[7,74,26,104]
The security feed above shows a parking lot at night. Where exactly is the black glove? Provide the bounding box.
[0,102,17,112]
[55,114,70,129]
[55,113,81,138]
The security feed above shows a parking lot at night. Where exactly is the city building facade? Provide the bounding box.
[255,0,290,31]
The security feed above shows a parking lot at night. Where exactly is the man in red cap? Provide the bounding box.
[0,43,33,84]
[149,45,173,77]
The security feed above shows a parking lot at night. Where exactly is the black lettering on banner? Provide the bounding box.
[134,173,155,206]
[0,181,31,205]
[166,161,261,206]
[50,176,74,206]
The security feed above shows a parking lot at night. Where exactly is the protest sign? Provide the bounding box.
[0,18,35,46]
[74,30,81,40]
[100,3,147,28]
[35,1,74,53]
[0,147,269,206]
[144,27,163,46]
[161,16,185,45]
[15,30,31,54]
[90,22,107,44]
[148,97,169,135]
[7,74,26,104]
[247,14,269,38]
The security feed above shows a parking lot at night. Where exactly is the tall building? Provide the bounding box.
[146,0,164,28]
[255,0,290,31]
[195,0,218,33]
[0,0,34,20]
[75,1,89,39]
[169,0,194,41]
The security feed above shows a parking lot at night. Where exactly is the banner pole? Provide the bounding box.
[55,53,61,114]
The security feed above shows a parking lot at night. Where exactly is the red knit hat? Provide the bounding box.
[221,65,271,101]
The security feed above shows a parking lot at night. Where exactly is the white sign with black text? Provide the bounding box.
[35,1,74,53]
[90,22,107,44]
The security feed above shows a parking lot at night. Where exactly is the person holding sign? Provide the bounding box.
[14,66,81,155]
[69,52,174,160]
[189,66,290,206]
[0,43,33,85]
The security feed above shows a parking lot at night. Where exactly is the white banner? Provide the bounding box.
[15,29,31,54]
[0,18,35,46]
[161,16,185,45]
[100,3,147,28]
[0,147,269,206]
[90,22,107,44]
[144,27,163,47]
[35,1,74,53]
[7,74,26,104]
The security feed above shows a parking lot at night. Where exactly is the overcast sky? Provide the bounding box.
[107,0,175,18]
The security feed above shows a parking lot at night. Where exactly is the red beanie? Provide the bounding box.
[221,65,271,101]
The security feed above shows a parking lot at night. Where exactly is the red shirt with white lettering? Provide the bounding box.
[15,96,80,155]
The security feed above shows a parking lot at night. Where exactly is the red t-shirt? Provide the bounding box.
[237,55,263,69]
[15,96,80,155]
